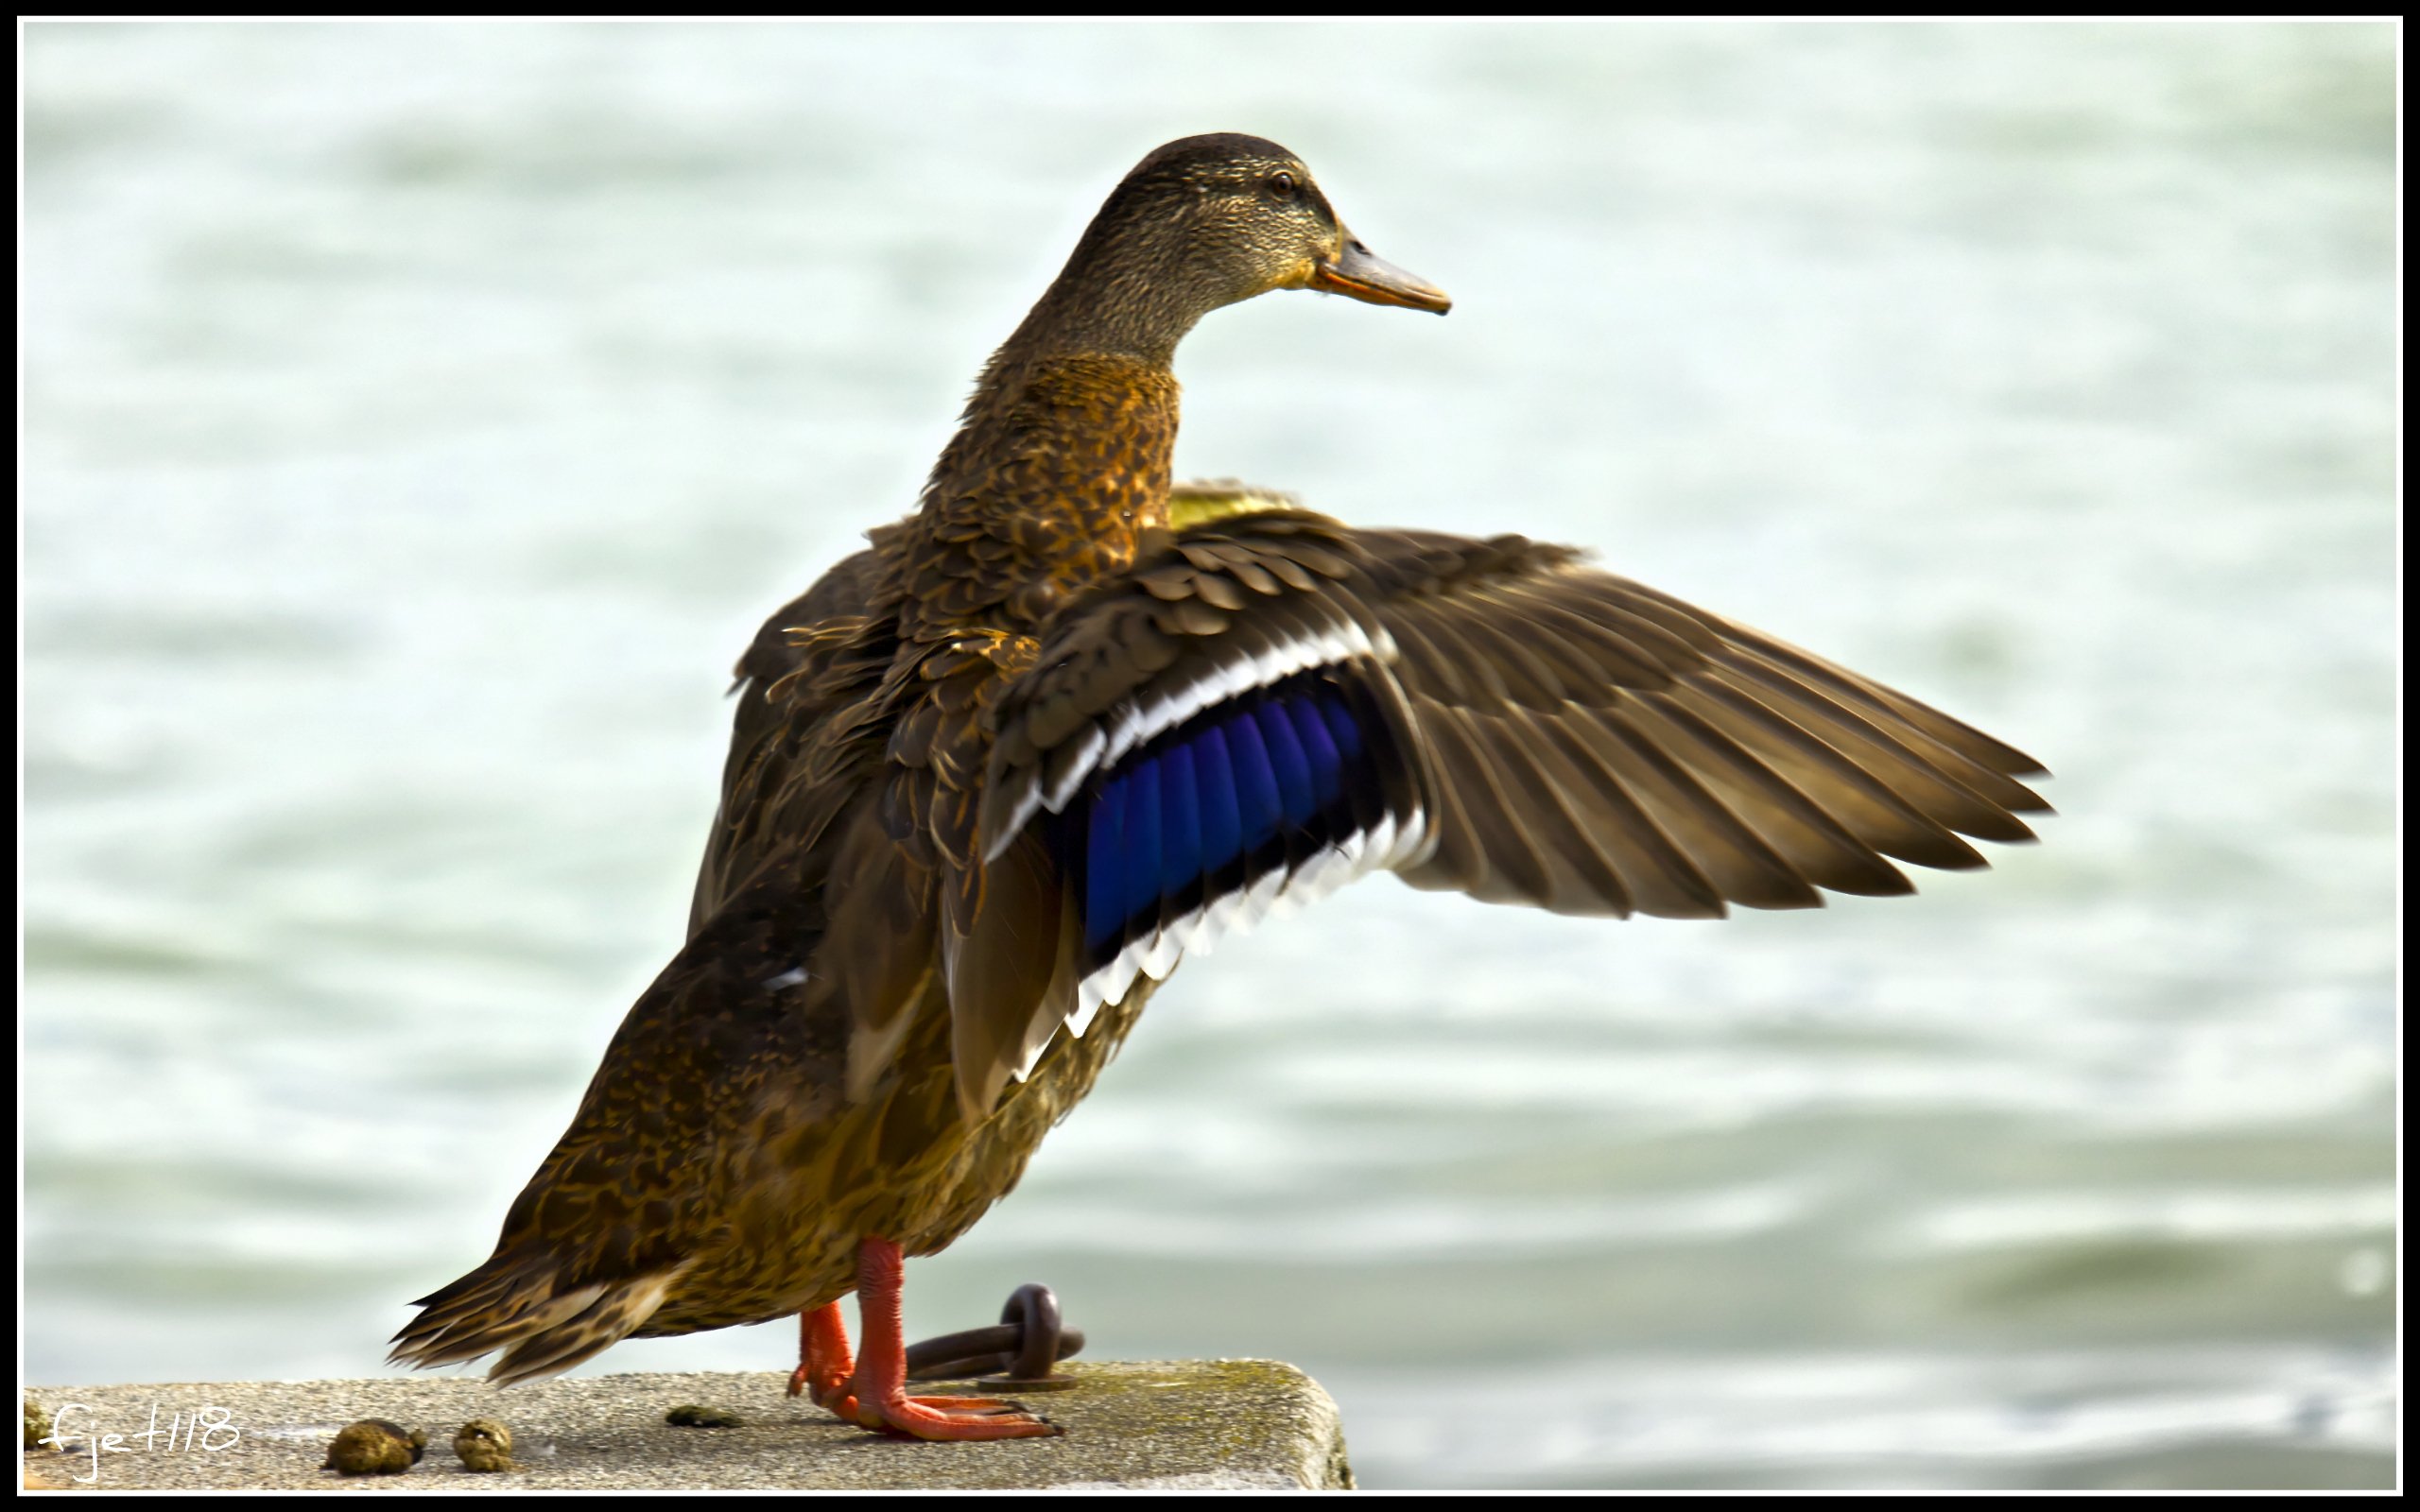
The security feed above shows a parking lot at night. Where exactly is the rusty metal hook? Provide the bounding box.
[904,1282,1084,1386]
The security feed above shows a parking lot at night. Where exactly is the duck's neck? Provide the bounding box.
[896,335,1182,637]
[888,201,1247,636]
[1004,199,1234,369]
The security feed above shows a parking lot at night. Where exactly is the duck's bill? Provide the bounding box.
[1309,239,1451,314]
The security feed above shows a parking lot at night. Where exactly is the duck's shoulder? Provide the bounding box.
[1154,487,1573,576]
[1165,477,1305,531]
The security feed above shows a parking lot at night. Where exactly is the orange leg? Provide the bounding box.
[786,1302,855,1408]
[839,1235,1059,1440]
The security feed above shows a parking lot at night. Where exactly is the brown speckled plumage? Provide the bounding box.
[902,357,1180,631]
[394,134,2047,1430]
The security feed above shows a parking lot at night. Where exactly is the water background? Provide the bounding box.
[23,22,2397,1489]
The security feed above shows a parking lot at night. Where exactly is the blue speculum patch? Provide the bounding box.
[1068,668,1392,963]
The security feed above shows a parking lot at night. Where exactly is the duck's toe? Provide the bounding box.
[787,1301,856,1406]
[854,1392,1062,1441]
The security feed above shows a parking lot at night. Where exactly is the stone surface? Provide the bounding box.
[21,1362,1353,1490]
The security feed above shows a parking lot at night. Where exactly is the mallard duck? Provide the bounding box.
[392,133,2049,1442]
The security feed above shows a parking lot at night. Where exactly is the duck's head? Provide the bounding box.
[1019,132,1450,364]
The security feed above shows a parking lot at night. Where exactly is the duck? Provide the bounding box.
[391,132,2050,1442]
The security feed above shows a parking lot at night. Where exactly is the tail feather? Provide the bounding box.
[390,1251,684,1385]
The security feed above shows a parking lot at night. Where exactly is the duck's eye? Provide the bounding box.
[1267,170,1299,201]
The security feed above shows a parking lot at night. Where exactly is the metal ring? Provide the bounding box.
[1002,1283,1063,1384]
[903,1283,1085,1382]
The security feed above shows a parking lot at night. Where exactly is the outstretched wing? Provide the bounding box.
[1352,527,2051,919]
[972,507,2048,1110]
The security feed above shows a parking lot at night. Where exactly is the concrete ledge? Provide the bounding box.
[24,1362,1353,1490]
